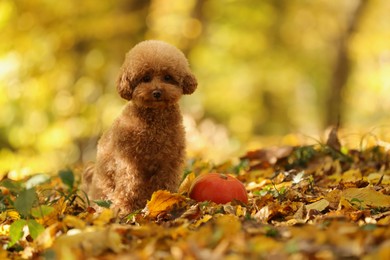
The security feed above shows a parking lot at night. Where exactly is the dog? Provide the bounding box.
[82,40,197,216]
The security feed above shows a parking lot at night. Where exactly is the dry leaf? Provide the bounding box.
[143,190,186,219]
[34,223,62,251]
[325,189,343,209]
[192,214,212,228]
[52,225,126,259]
[214,214,241,238]
[305,199,330,212]
[178,172,196,194]
[236,205,246,217]
[254,204,281,223]
[241,146,294,170]
[63,215,86,230]
[93,208,114,226]
[326,126,341,151]
[293,204,306,220]
[179,204,202,220]
[367,173,390,185]
[342,187,390,208]
[4,140,390,259]
[342,169,362,182]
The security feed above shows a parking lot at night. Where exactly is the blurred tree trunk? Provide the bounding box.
[325,0,369,127]
[182,0,207,55]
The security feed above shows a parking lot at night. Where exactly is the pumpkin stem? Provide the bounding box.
[219,173,228,180]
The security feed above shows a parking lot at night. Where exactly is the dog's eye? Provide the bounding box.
[163,75,173,82]
[141,75,152,83]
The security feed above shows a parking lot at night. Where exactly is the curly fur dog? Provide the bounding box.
[82,40,197,215]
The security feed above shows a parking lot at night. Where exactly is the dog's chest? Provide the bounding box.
[139,124,183,153]
[118,106,185,169]
[131,122,185,176]
[122,115,184,158]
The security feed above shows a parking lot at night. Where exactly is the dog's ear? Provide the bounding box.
[182,73,197,95]
[116,71,133,100]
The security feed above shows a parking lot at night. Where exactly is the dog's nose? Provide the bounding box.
[152,90,162,99]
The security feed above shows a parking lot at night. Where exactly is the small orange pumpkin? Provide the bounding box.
[189,173,248,204]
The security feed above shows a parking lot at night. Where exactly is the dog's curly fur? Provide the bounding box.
[82,40,197,216]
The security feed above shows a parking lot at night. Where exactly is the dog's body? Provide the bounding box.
[82,40,197,215]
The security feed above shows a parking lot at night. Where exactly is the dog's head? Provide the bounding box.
[117,40,197,108]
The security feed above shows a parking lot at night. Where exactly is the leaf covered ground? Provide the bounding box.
[1,132,390,259]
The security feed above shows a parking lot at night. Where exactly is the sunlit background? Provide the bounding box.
[1,0,389,177]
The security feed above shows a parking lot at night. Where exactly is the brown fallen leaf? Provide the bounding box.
[142,190,186,219]
[341,169,362,183]
[305,198,329,212]
[5,138,390,259]
[342,187,390,208]
[326,125,341,151]
[325,189,343,209]
[367,173,390,185]
[241,146,294,169]
[377,215,390,225]
[293,204,306,220]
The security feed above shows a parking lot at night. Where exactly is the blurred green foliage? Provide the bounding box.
[0,0,389,175]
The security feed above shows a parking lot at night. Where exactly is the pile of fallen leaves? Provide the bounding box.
[1,132,390,259]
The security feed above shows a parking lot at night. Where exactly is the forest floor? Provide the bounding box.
[1,129,390,259]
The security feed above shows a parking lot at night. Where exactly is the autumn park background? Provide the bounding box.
[1,0,390,259]
[0,0,389,175]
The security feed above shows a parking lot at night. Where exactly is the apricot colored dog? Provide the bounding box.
[82,40,197,215]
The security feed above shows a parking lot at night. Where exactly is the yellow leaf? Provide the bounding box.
[249,236,283,253]
[52,225,125,259]
[178,172,196,194]
[63,215,86,229]
[129,224,162,238]
[93,208,114,227]
[371,240,390,259]
[0,224,9,236]
[377,216,390,225]
[0,212,5,223]
[34,223,62,251]
[338,197,355,210]
[341,169,362,182]
[367,173,390,185]
[143,190,185,219]
[6,210,20,220]
[170,225,189,240]
[0,247,9,260]
[192,214,212,228]
[325,189,342,209]
[342,187,390,208]
[306,198,329,212]
[215,214,241,237]
[236,205,245,217]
